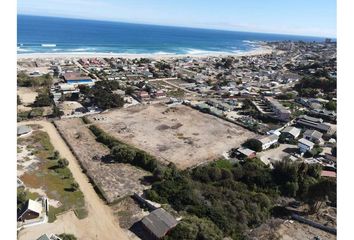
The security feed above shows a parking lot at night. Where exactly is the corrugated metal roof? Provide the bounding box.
[141,208,177,238]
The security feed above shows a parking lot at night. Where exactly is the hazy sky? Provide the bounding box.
[18,0,336,37]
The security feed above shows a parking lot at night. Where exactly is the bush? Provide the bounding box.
[89,125,160,173]
[111,145,136,163]
[71,182,79,192]
[28,108,44,118]
[58,158,69,168]
[166,215,223,240]
[243,138,262,152]
[325,101,336,111]
[18,73,53,87]
[58,234,77,240]
[33,92,52,107]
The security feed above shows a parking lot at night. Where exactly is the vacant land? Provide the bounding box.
[55,118,150,203]
[18,120,129,240]
[247,218,336,240]
[17,87,38,105]
[17,128,87,222]
[88,103,257,169]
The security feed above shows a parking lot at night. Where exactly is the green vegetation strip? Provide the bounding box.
[88,125,162,173]
[17,130,87,223]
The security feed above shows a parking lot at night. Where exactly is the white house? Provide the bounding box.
[258,134,279,150]
[298,138,315,153]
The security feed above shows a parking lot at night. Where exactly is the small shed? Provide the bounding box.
[236,147,256,159]
[141,208,178,239]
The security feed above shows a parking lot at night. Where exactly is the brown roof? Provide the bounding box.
[63,72,91,81]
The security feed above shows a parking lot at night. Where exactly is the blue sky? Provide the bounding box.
[18,0,336,37]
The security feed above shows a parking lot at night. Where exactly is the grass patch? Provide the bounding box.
[19,130,87,222]
[167,89,185,98]
[212,159,233,170]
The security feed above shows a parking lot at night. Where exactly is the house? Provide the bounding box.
[17,125,32,136]
[235,147,256,159]
[36,234,62,240]
[309,108,336,122]
[321,170,336,178]
[303,129,323,144]
[18,199,43,221]
[154,90,166,98]
[264,97,291,121]
[297,115,332,134]
[280,127,301,140]
[141,208,178,239]
[142,70,153,78]
[258,134,279,150]
[136,91,150,101]
[298,138,315,153]
[63,72,93,85]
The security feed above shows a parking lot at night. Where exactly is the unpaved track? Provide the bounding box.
[18,120,129,240]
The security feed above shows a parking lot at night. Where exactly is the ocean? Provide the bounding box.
[18,15,326,55]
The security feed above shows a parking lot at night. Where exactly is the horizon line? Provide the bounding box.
[17,14,336,39]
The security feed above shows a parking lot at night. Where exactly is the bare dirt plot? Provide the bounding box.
[17,87,38,105]
[257,143,297,165]
[55,118,150,203]
[247,218,336,240]
[89,104,257,169]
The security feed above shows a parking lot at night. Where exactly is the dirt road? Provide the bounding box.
[18,120,129,240]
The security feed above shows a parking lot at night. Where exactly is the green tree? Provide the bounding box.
[325,101,336,111]
[58,233,77,240]
[243,138,262,152]
[52,106,64,118]
[53,150,60,160]
[17,189,28,209]
[33,92,52,107]
[71,182,79,192]
[306,178,336,213]
[111,145,136,163]
[58,158,69,168]
[166,216,223,240]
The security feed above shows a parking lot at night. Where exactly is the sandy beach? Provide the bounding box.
[17,46,274,60]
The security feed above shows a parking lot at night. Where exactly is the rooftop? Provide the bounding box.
[141,208,178,238]
[298,138,315,148]
[17,125,32,135]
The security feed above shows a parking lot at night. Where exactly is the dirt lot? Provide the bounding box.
[247,218,336,240]
[88,103,257,169]
[258,143,297,165]
[17,87,38,105]
[55,118,150,203]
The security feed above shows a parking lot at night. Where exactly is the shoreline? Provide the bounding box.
[17,46,275,60]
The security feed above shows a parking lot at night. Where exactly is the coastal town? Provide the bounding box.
[17,40,337,240]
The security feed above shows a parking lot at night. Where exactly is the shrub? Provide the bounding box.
[33,92,52,107]
[58,158,69,168]
[243,138,262,152]
[58,234,77,240]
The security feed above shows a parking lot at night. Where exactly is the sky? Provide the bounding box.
[17,0,336,37]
